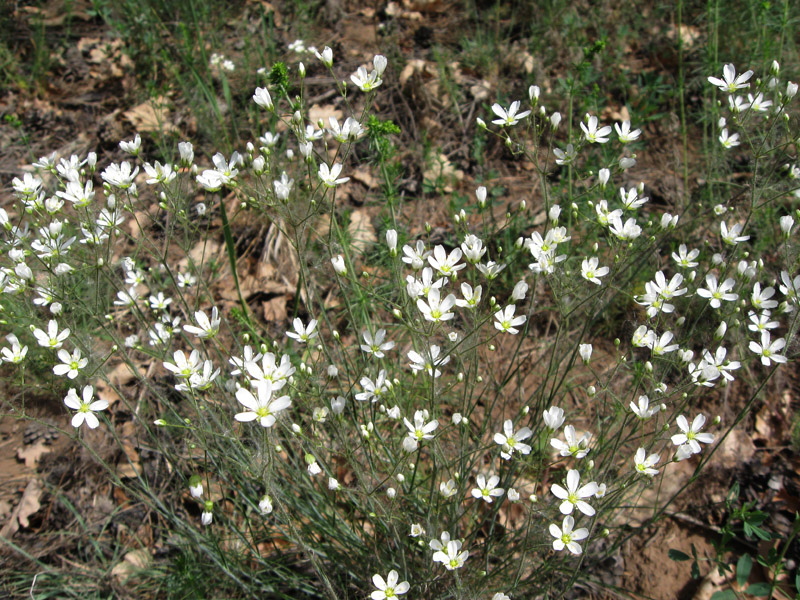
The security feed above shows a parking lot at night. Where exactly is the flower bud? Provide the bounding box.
[476,186,487,208]
[780,215,794,237]
[331,255,346,275]
[579,343,592,364]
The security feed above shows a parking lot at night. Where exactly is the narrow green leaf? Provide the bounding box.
[668,549,691,561]
[710,591,737,600]
[736,553,752,587]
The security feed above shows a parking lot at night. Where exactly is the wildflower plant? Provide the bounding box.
[1,45,798,600]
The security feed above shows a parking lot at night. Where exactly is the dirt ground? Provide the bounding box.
[2,1,800,598]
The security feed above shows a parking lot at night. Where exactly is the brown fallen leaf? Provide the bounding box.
[96,361,146,407]
[111,549,152,581]
[123,96,175,133]
[17,441,51,469]
[348,210,377,254]
[308,104,343,126]
[0,478,42,538]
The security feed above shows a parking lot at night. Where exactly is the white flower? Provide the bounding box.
[285,318,318,343]
[64,385,108,429]
[253,87,274,110]
[189,476,204,498]
[33,319,70,349]
[747,310,779,332]
[361,329,395,358]
[608,215,642,240]
[649,331,679,356]
[428,245,465,277]
[580,115,612,143]
[331,396,346,414]
[511,280,528,301]
[318,163,350,187]
[183,307,220,339]
[401,240,430,270]
[455,282,482,309]
[581,257,609,285]
[355,370,389,403]
[634,448,660,476]
[53,347,87,379]
[196,170,225,191]
[550,425,591,459]
[407,345,449,378]
[402,410,439,452]
[615,120,641,142]
[432,539,469,570]
[144,161,176,185]
[719,128,740,148]
[331,255,347,275]
[371,570,409,600]
[491,101,530,127]
[259,494,273,514]
[477,261,507,280]
[630,395,659,419]
[314,46,333,67]
[461,234,486,263]
[273,173,293,200]
[543,406,565,430]
[697,275,738,309]
[672,244,700,268]
[551,469,598,516]
[494,419,532,460]
[748,331,787,366]
[671,414,715,455]
[720,221,749,245]
[440,479,457,498]
[471,474,504,503]
[350,63,383,92]
[620,186,648,210]
[163,350,202,380]
[235,381,291,427]
[549,515,589,555]
[707,64,753,93]
[178,141,194,165]
[101,161,139,189]
[780,215,794,236]
[1,335,27,364]
[410,523,425,537]
[494,305,526,334]
[148,293,173,312]
[751,282,778,310]
[119,134,142,155]
[386,229,398,255]
[417,288,457,323]
[553,144,577,165]
[201,506,213,526]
